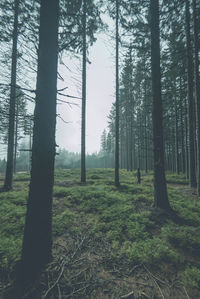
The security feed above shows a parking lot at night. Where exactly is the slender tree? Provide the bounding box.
[19,0,59,281]
[150,0,171,210]
[185,0,197,188]
[115,0,120,186]
[81,0,86,183]
[193,0,200,195]
[3,0,19,190]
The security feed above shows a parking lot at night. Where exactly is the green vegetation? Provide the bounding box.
[0,169,200,296]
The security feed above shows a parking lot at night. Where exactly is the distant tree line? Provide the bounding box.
[0,146,112,173]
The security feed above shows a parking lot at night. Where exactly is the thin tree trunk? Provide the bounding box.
[185,0,197,187]
[115,0,120,186]
[180,77,186,173]
[130,115,133,171]
[3,0,19,190]
[133,129,136,170]
[13,95,19,174]
[144,81,148,174]
[150,0,170,210]
[20,0,59,282]
[81,0,86,183]
[175,95,180,174]
[184,96,189,178]
[193,0,200,195]
[29,118,32,172]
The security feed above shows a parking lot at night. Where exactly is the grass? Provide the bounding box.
[0,169,200,297]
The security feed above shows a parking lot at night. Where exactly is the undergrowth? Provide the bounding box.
[0,169,200,296]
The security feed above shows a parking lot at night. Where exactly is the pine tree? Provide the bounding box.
[150,0,171,210]
[19,0,59,282]
[3,0,19,190]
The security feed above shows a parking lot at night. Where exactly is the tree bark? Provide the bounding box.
[184,96,189,178]
[20,0,59,282]
[3,0,19,190]
[185,0,197,187]
[150,0,170,210]
[13,94,19,174]
[180,77,186,173]
[175,95,180,174]
[193,0,200,195]
[115,0,120,186]
[81,0,86,183]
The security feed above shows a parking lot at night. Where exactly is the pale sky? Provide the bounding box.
[56,30,115,154]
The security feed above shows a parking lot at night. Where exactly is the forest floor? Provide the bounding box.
[0,169,200,298]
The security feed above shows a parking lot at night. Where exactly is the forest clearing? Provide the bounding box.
[0,169,200,298]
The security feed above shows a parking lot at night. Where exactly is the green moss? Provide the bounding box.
[52,209,76,235]
[161,224,200,255]
[118,237,182,265]
[0,168,199,293]
[184,266,200,288]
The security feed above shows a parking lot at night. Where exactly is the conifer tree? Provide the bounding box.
[19,0,59,281]
[150,0,171,210]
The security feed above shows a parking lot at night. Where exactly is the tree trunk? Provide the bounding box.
[184,96,189,179]
[180,77,186,173]
[13,95,19,174]
[3,0,19,190]
[115,0,120,186]
[150,0,170,210]
[193,0,200,195]
[20,0,59,282]
[130,114,133,171]
[175,95,180,174]
[185,0,197,187]
[81,0,86,183]
[29,118,32,172]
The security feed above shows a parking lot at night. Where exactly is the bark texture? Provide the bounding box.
[81,0,87,183]
[115,0,120,187]
[150,0,170,210]
[185,0,197,188]
[20,0,59,281]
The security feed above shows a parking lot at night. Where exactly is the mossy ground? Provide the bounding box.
[0,169,200,298]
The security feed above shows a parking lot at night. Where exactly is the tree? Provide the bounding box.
[185,0,197,188]
[13,88,28,174]
[115,0,120,186]
[3,0,19,190]
[150,0,171,210]
[81,0,87,183]
[193,0,200,195]
[19,0,59,281]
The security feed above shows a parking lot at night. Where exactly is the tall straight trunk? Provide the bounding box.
[133,130,136,170]
[81,0,87,183]
[130,115,133,171]
[184,96,189,178]
[150,0,170,210]
[13,95,19,174]
[20,0,59,281]
[3,0,19,190]
[145,115,148,174]
[185,0,197,187]
[172,127,176,172]
[180,77,186,173]
[125,102,129,171]
[175,96,180,174]
[115,0,120,186]
[193,0,200,195]
[29,119,32,172]
[144,82,148,174]
[119,133,122,168]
